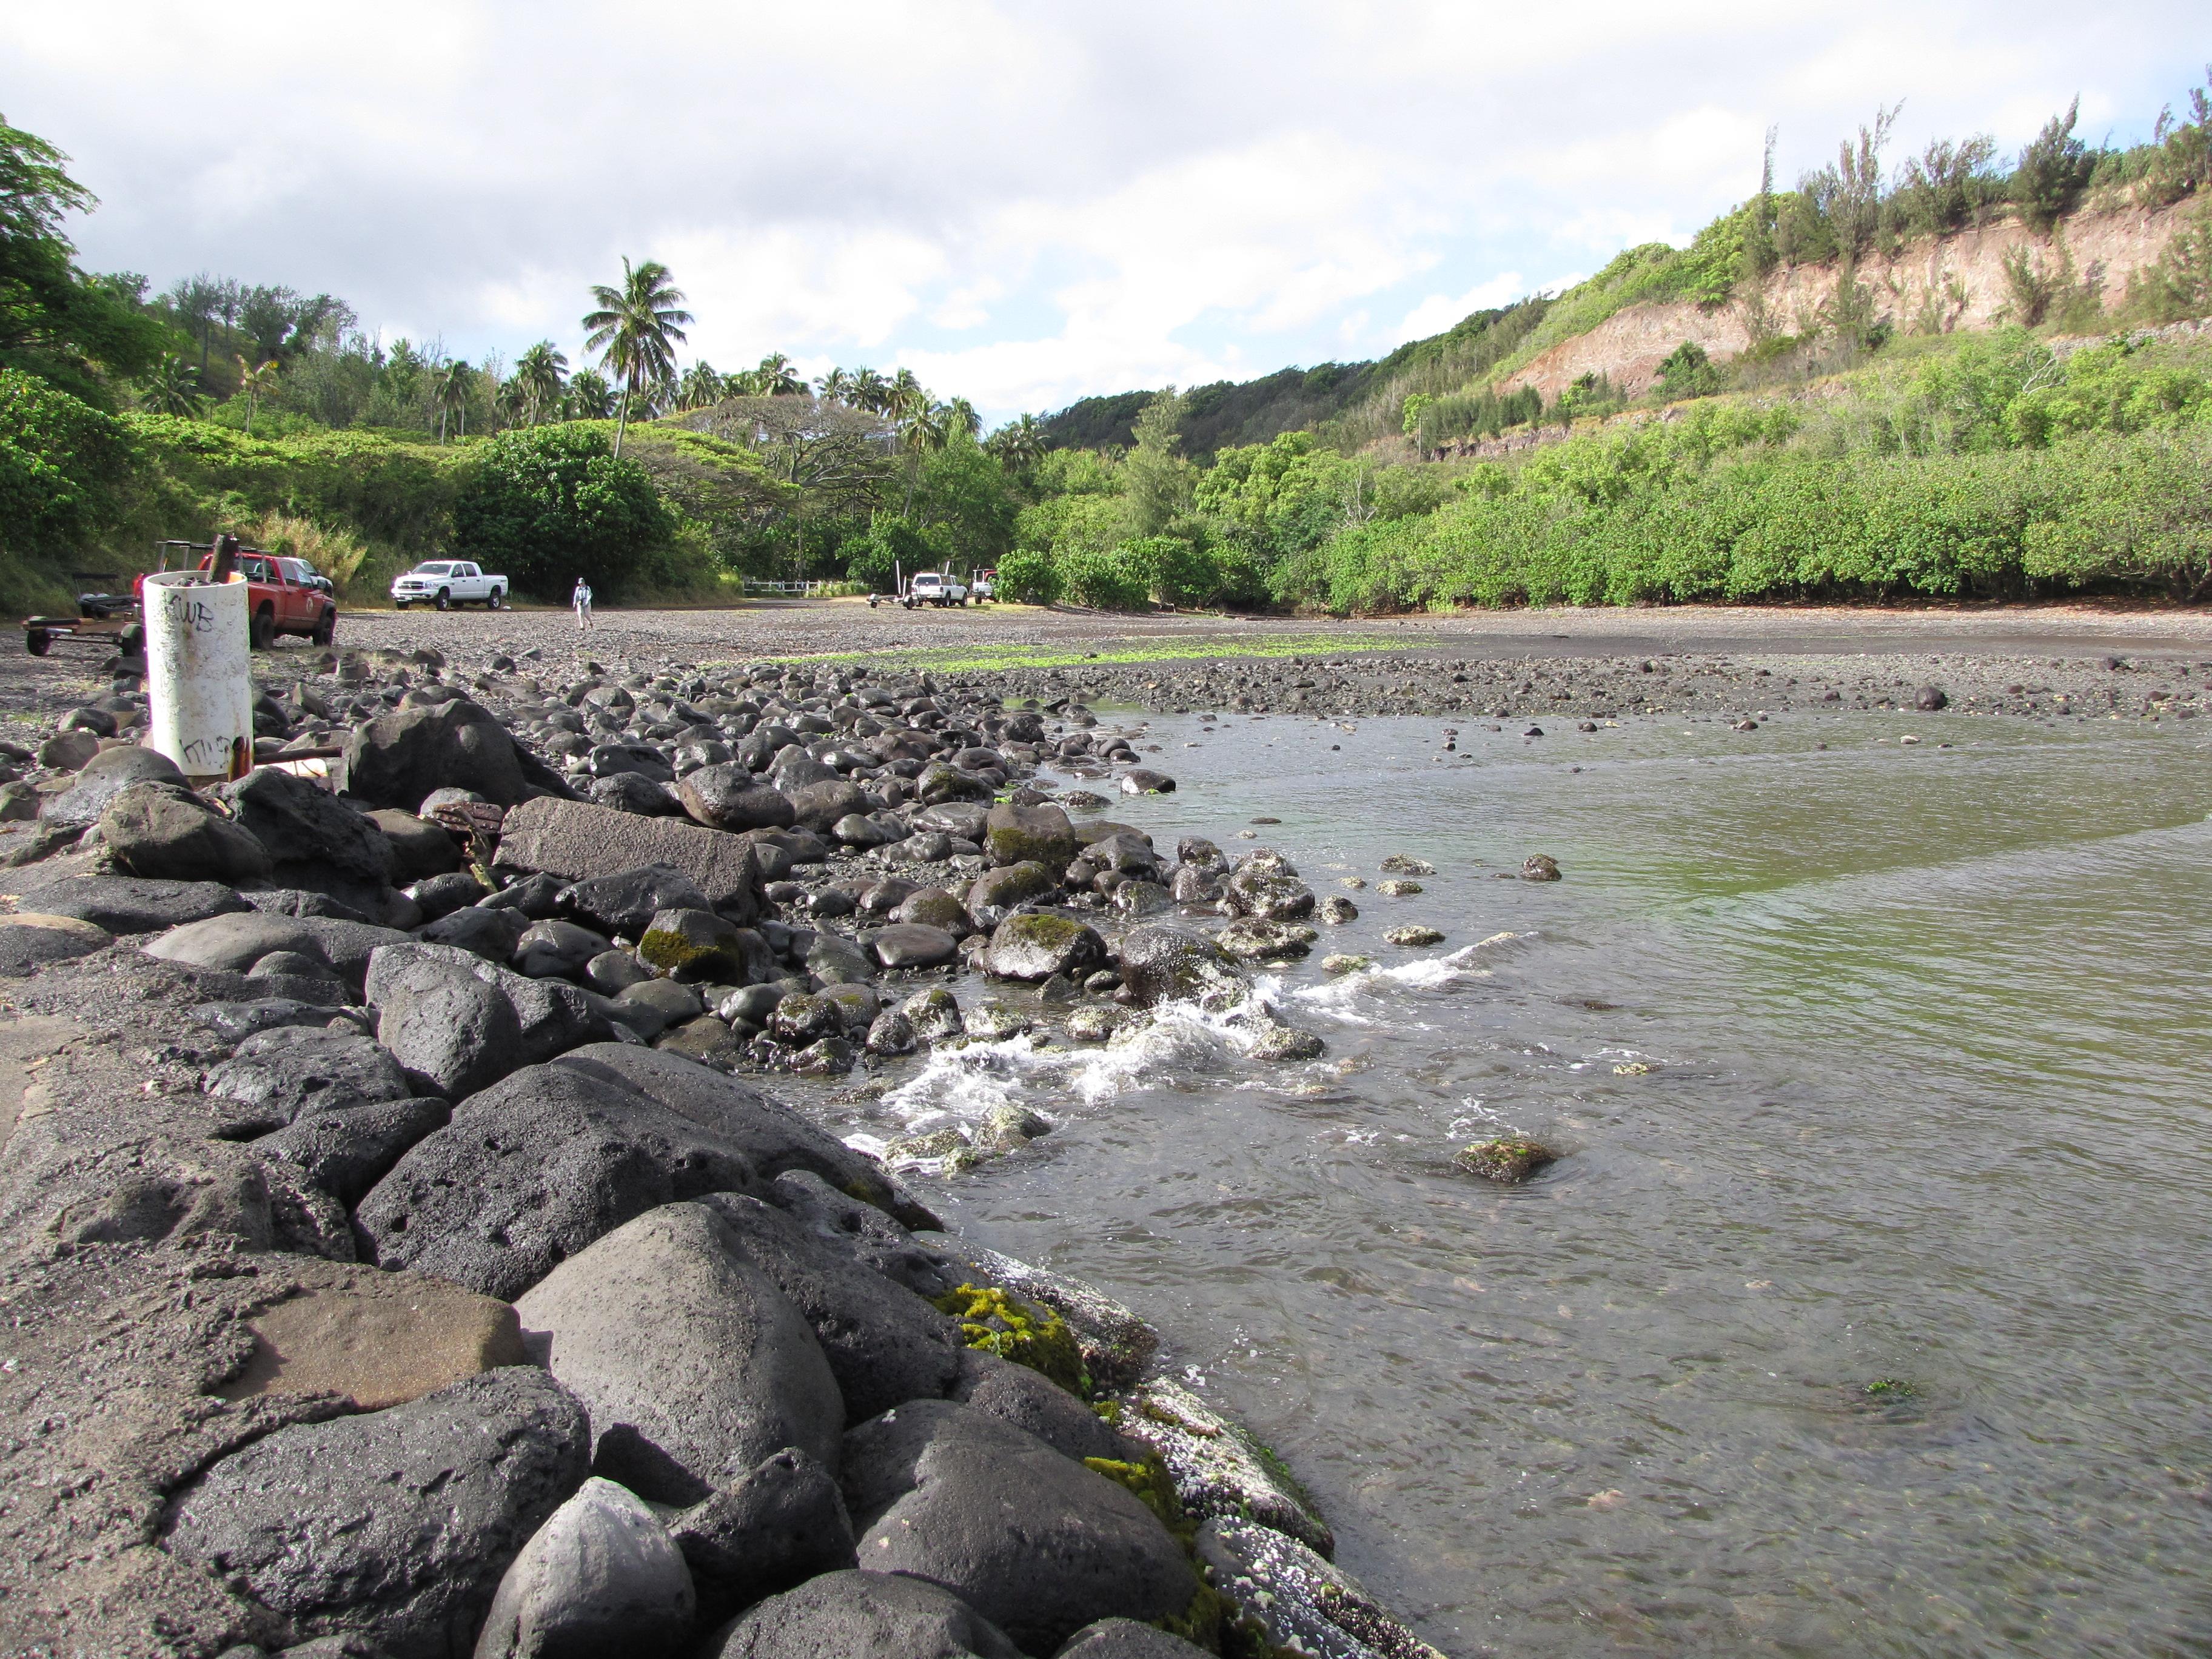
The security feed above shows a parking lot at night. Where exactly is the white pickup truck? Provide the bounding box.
[902,571,970,608]
[391,560,509,610]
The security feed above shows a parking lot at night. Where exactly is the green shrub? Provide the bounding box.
[449,423,671,599]
[994,548,1061,604]
[1061,543,1154,610]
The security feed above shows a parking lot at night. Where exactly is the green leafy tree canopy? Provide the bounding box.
[450,423,671,598]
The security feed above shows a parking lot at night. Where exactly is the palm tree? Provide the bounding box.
[946,397,982,441]
[889,367,925,412]
[139,353,204,417]
[494,375,530,430]
[435,358,473,443]
[754,352,806,397]
[515,340,569,424]
[847,366,890,414]
[816,366,851,403]
[566,369,615,420]
[987,412,1047,468]
[896,387,948,514]
[679,362,725,409]
[235,354,281,428]
[581,258,692,459]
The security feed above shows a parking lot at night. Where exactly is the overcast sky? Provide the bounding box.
[5,4,2202,421]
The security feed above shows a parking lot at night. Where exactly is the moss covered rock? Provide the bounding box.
[1454,1137,1558,1182]
[984,802,1080,870]
[984,912,1107,982]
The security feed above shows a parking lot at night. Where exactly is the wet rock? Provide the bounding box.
[839,1399,1196,1654]
[951,1347,1124,1463]
[1321,953,1370,974]
[16,873,248,934]
[970,1102,1052,1158]
[499,800,767,923]
[163,1368,589,1659]
[514,1203,843,1504]
[344,697,554,810]
[1065,1004,1130,1042]
[1915,684,1949,711]
[101,782,272,883]
[865,922,960,970]
[785,779,870,835]
[669,1446,857,1631]
[659,1013,751,1068]
[472,1476,695,1659]
[985,912,1107,982]
[367,809,462,882]
[984,800,1079,869]
[900,987,964,1042]
[890,886,968,933]
[210,1270,523,1412]
[256,1095,452,1206]
[1196,1517,1445,1659]
[1225,1003,1326,1062]
[1215,917,1316,962]
[1520,854,1562,882]
[1115,923,1245,1010]
[962,1000,1032,1041]
[831,811,894,848]
[679,764,797,832]
[1453,1136,1558,1182]
[965,860,1056,928]
[1226,863,1315,922]
[1120,1377,1333,1555]
[40,743,185,830]
[805,930,876,985]
[914,1235,1158,1390]
[1382,925,1444,947]
[1376,879,1423,897]
[201,1025,412,1132]
[1119,768,1176,795]
[0,911,113,974]
[355,1062,765,1298]
[704,1569,1020,1659]
[863,1008,916,1054]
[1377,855,1433,875]
[1319,895,1359,924]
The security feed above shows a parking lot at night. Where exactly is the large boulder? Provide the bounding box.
[983,913,1107,982]
[354,1062,767,1299]
[965,861,1055,929]
[1195,1518,1443,1659]
[677,765,797,833]
[1117,1377,1333,1557]
[839,1400,1198,1653]
[550,1044,934,1228]
[364,942,607,1098]
[218,766,394,885]
[343,698,546,810]
[785,779,868,835]
[499,799,767,924]
[472,1476,696,1659]
[0,912,112,975]
[950,1349,1128,1463]
[864,922,960,971]
[1114,923,1247,1011]
[255,1094,451,1206]
[11,873,247,934]
[514,1203,843,1504]
[162,1367,589,1659]
[40,743,185,831]
[693,1191,965,1423]
[101,782,272,883]
[201,1025,412,1134]
[669,1447,857,1631]
[984,801,1079,870]
[706,1570,1021,1659]
[561,863,716,937]
[144,910,324,973]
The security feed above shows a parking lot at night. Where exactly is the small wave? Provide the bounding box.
[1292,930,1537,1017]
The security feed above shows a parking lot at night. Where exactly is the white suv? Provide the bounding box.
[392,560,509,610]
[902,572,970,608]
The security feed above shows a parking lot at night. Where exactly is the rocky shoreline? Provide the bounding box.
[0,637,1464,1659]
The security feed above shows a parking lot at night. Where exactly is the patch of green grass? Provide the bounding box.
[737,630,1415,674]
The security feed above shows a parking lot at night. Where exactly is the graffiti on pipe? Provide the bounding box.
[162,590,220,634]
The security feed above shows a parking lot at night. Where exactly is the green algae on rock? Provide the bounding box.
[1453,1137,1558,1182]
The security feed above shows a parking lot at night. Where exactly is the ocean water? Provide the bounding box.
[789,706,2212,1658]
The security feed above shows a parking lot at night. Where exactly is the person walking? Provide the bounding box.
[571,577,593,632]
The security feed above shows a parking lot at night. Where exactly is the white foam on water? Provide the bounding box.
[1292,930,1537,1020]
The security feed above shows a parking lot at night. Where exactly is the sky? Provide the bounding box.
[4,3,2203,423]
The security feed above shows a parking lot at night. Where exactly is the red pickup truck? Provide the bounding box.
[130,546,339,649]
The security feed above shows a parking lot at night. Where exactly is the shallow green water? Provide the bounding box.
[834,708,2212,1657]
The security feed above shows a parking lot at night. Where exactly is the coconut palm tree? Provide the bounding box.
[565,369,615,420]
[847,366,890,414]
[139,353,204,417]
[434,358,473,443]
[889,367,925,412]
[494,375,530,430]
[679,362,725,409]
[945,397,982,441]
[581,258,692,459]
[752,352,806,397]
[987,412,1047,468]
[815,366,851,404]
[235,354,281,429]
[515,340,569,424]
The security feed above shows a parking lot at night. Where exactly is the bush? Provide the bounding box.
[995,548,1061,605]
[449,424,671,599]
[0,369,132,564]
[1061,543,1154,610]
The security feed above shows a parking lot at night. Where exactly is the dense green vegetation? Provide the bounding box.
[5,75,2211,619]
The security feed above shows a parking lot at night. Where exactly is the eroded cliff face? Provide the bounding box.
[1498,199,2197,404]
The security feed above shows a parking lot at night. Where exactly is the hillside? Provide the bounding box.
[1038,87,2212,458]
